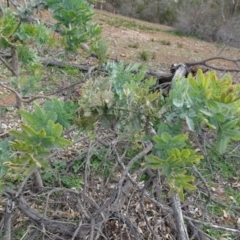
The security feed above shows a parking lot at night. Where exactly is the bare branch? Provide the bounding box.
[2,199,15,240]
[84,141,95,195]
[187,218,216,240]
[186,57,240,72]
[191,165,211,214]
[184,216,240,234]
[40,58,96,72]
[0,55,16,76]
[171,194,189,240]
[112,212,143,240]
[0,82,51,108]
[15,172,33,198]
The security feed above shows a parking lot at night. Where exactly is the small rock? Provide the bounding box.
[1,123,7,129]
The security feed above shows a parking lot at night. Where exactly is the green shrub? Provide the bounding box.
[128,42,140,48]
[139,50,149,61]
[159,40,171,46]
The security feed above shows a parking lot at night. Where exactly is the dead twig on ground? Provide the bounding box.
[184,216,240,234]
[0,82,51,108]
[171,193,190,240]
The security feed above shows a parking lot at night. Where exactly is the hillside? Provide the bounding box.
[95,10,240,76]
[1,9,240,107]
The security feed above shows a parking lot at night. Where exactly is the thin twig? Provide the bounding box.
[0,82,51,108]
[187,218,216,240]
[90,141,153,219]
[15,172,33,197]
[171,193,189,240]
[71,219,83,240]
[186,56,240,72]
[216,16,240,57]
[111,142,172,213]
[191,166,211,214]
[0,55,16,76]
[112,212,143,240]
[184,215,240,234]
[84,141,95,195]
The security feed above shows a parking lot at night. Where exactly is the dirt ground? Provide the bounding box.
[96,10,240,71]
[1,9,240,107]
[0,86,16,107]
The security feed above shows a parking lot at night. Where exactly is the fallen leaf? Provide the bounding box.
[222,210,228,219]
[211,187,216,192]
[229,196,237,204]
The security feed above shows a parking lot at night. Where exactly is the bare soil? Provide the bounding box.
[0,86,16,107]
[96,10,240,71]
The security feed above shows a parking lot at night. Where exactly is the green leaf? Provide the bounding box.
[11,141,33,152]
[154,133,188,150]
[167,148,180,156]
[186,154,203,164]
[52,123,63,138]
[182,182,197,191]
[178,187,184,201]
[181,149,191,158]
[216,130,229,154]
[185,116,194,131]
[43,98,78,129]
[199,109,213,117]
[9,130,29,141]
[45,120,63,137]
[152,135,166,145]
[55,137,72,147]
[37,158,50,169]
[173,98,184,108]
[0,139,10,178]
[143,155,165,169]
[172,134,188,145]
[165,154,179,165]
[19,104,57,131]
[222,118,239,130]
[195,69,204,86]
[23,161,37,175]
[21,124,42,136]
[224,129,240,140]
[161,132,172,143]
[188,75,198,90]
[207,99,221,112]
[167,174,197,201]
